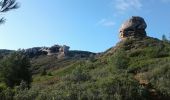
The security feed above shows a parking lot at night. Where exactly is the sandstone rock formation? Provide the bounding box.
[23,45,70,58]
[22,44,96,59]
[119,16,147,39]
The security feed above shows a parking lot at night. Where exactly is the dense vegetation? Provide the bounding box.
[0,52,32,99]
[0,52,32,87]
[0,36,169,100]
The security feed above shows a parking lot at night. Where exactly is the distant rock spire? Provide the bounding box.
[119,16,147,39]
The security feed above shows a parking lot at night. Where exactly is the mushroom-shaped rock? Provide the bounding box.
[119,16,147,39]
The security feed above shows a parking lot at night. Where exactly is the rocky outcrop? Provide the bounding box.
[40,45,70,56]
[22,45,95,59]
[119,16,147,39]
[23,45,70,58]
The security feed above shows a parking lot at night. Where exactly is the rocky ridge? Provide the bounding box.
[22,45,70,58]
[21,45,96,59]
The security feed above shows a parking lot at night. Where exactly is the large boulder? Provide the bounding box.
[119,16,147,39]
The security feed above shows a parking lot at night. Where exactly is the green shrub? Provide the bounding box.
[0,52,32,88]
[47,72,53,76]
[71,66,90,82]
[0,83,7,92]
[113,49,129,69]
[147,64,170,96]
[0,88,14,100]
[41,68,47,76]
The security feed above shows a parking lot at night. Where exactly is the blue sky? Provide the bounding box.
[0,0,170,52]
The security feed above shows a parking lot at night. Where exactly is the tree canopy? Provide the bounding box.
[0,52,32,88]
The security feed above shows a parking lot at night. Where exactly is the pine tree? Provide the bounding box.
[0,0,19,24]
[0,52,32,88]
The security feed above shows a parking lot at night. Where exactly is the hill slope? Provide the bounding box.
[12,36,169,100]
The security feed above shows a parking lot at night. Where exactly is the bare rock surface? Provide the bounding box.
[119,16,147,39]
[23,45,70,58]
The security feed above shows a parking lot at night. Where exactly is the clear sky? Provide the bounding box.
[0,0,170,52]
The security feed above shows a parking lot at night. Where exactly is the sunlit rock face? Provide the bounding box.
[23,45,70,58]
[22,45,95,59]
[119,16,147,39]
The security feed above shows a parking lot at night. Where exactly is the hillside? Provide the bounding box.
[21,36,168,100]
[1,37,170,100]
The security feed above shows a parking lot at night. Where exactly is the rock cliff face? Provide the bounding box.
[23,45,70,58]
[22,45,95,59]
[119,16,147,39]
